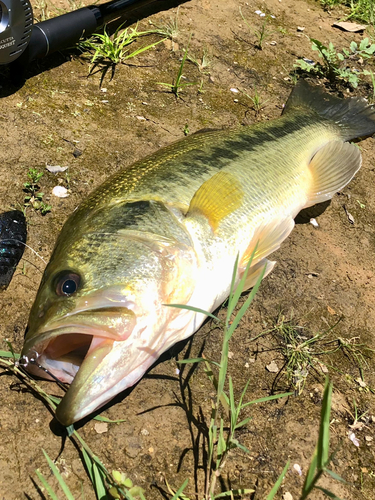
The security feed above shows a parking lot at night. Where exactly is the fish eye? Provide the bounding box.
[55,272,81,296]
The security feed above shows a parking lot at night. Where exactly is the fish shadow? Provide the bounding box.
[295,200,331,224]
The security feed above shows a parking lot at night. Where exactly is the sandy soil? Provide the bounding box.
[0,0,375,498]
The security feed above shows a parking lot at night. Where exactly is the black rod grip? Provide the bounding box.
[32,7,101,58]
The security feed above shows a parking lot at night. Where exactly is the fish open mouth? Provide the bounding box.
[23,331,114,385]
[38,333,94,383]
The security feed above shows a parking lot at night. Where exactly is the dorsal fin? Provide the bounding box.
[284,80,375,140]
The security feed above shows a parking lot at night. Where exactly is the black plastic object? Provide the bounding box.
[0,210,27,290]
[0,0,33,64]
[8,0,157,75]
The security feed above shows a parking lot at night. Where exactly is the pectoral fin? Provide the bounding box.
[187,171,244,231]
[305,141,361,208]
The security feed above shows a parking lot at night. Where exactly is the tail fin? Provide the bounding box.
[284,80,375,140]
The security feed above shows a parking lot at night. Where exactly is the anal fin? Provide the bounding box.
[242,258,276,291]
[306,141,361,208]
[239,217,295,271]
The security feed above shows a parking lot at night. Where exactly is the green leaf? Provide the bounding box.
[266,460,290,500]
[42,449,75,500]
[350,41,357,52]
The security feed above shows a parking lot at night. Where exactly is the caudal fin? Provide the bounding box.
[284,80,375,141]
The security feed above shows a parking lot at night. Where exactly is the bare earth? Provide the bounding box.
[0,0,375,498]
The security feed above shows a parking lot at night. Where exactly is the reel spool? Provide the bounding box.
[0,0,33,64]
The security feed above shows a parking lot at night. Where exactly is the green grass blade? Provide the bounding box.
[92,462,107,499]
[42,449,75,500]
[0,350,20,359]
[226,246,257,323]
[315,486,343,500]
[177,357,221,367]
[170,479,189,500]
[324,468,346,483]
[214,488,255,498]
[225,263,266,341]
[93,415,126,423]
[241,391,293,408]
[35,469,60,500]
[302,448,317,495]
[226,254,240,322]
[317,379,332,470]
[124,38,166,60]
[165,303,219,322]
[265,460,290,500]
[234,417,251,430]
[81,447,94,484]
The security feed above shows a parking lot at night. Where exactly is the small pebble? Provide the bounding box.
[310,218,319,227]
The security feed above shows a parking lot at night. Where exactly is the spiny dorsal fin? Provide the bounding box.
[239,217,295,271]
[187,171,244,231]
[305,141,361,208]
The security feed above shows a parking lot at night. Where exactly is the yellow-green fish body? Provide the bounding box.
[22,81,375,425]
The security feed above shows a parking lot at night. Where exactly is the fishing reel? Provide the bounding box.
[0,0,160,73]
[0,0,33,64]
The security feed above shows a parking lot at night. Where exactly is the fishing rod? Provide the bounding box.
[0,0,162,74]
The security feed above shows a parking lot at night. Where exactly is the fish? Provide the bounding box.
[21,80,375,426]
[0,210,27,290]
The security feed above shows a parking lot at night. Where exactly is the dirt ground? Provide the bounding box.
[1,0,375,498]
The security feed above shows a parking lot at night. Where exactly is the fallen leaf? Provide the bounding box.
[327,305,336,315]
[46,165,68,174]
[293,463,302,476]
[333,21,367,32]
[349,431,360,446]
[266,360,279,373]
[349,421,365,431]
[94,422,108,434]
[355,377,367,388]
[343,205,355,224]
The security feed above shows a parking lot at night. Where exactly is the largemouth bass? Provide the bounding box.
[21,81,375,426]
